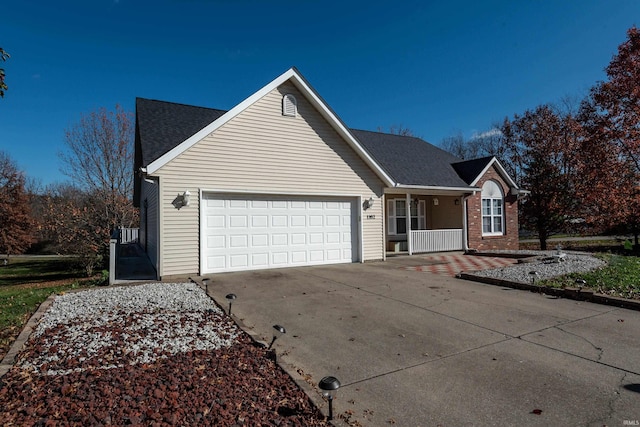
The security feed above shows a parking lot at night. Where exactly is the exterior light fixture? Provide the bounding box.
[363,197,375,210]
[225,293,237,315]
[318,376,341,421]
[182,191,191,207]
[575,279,587,290]
[529,271,538,285]
[203,278,210,294]
[433,197,439,206]
[455,198,460,205]
[268,324,286,350]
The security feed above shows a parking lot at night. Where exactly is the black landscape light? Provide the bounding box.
[529,270,538,286]
[318,376,341,421]
[576,279,587,290]
[203,278,210,294]
[225,293,237,315]
[268,324,286,350]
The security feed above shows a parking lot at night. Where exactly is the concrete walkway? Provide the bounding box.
[203,255,640,426]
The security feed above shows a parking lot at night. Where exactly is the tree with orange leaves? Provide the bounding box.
[580,27,640,245]
[0,151,33,259]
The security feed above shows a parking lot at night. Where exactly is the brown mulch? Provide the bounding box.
[0,333,327,426]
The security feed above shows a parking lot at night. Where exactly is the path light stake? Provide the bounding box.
[576,279,587,291]
[318,376,340,421]
[268,324,286,350]
[529,271,538,286]
[225,293,237,316]
[202,278,210,294]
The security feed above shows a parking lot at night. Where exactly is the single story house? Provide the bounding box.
[134,67,527,279]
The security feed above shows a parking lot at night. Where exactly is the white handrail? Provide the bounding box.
[410,229,463,253]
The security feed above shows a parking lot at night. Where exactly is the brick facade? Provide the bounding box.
[466,166,519,251]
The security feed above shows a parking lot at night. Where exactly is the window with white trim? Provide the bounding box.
[387,199,426,235]
[481,180,504,235]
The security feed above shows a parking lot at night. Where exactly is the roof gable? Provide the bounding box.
[139,68,394,186]
[452,156,519,188]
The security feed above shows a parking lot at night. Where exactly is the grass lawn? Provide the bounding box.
[0,256,94,360]
[542,253,640,299]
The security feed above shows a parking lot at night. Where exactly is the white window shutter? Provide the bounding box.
[418,200,426,229]
[387,199,396,235]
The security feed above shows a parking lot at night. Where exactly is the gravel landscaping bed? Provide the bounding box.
[471,251,606,283]
[0,283,326,426]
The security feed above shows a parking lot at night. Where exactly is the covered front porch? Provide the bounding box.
[385,190,471,255]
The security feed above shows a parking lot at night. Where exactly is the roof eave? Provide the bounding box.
[389,183,480,194]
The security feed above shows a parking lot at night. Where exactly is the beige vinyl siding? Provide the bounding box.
[153,83,385,277]
[140,177,159,272]
[429,196,463,229]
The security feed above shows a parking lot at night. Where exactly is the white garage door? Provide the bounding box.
[202,194,358,273]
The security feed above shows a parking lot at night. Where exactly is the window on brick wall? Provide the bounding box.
[481,180,504,236]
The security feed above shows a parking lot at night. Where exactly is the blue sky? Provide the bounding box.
[1,0,639,186]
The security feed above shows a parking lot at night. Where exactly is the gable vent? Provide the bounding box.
[282,94,297,117]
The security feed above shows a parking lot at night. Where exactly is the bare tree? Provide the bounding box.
[0,47,8,98]
[377,125,417,137]
[440,132,469,159]
[57,105,138,274]
[0,151,33,258]
[59,104,138,231]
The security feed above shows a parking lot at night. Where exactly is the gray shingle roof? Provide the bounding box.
[350,129,473,188]
[135,98,487,190]
[135,98,227,169]
[451,156,495,185]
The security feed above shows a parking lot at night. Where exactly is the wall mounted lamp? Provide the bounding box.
[363,197,375,210]
[433,197,439,206]
[173,190,192,209]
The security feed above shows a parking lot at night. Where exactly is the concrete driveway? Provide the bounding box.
[203,254,640,426]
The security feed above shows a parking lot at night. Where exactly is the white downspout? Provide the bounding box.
[462,193,475,252]
[406,193,412,255]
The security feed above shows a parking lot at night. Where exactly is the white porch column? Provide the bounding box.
[406,193,412,255]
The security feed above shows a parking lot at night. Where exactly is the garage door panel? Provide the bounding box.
[207,215,225,228]
[230,254,249,268]
[252,253,269,266]
[252,234,268,246]
[272,252,288,264]
[272,215,287,227]
[309,232,323,244]
[252,215,268,227]
[202,194,357,273]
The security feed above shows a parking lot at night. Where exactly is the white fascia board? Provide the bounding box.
[146,68,299,174]
[469,157,519,189]
[392,184,479,193]
[146,68,396,188]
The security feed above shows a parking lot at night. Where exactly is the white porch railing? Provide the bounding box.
[118,227,139,244]
[410,229,463,253]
